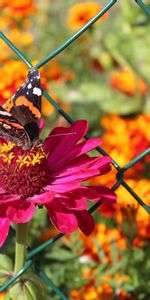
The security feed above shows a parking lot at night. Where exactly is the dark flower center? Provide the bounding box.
[0,143,49,198]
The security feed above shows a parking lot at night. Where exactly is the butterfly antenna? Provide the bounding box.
[45,132,77,138]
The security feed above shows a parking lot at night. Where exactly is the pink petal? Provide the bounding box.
[0,187,6,195]
[0,217,9,246]
[90,186,116,203]
[31,191,55,204]
[7,201,35,223]
[47,208,78,233]
[52,155,108,178]
[89,156,112,174]
[0,195,21,206]
[44,181,80,193]
[44,127,69,154]
[48,138,101,172]
[53,195,88,211]
[75,210,95,236]
[49,156,112,185]
[45,120,88,156]
[74,187,101,201]
[51,154,91,177]
[47,121,88,160]
[49,169,100,184]
[39,118,45,134]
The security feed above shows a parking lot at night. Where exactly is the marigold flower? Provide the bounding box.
[67,2,108,31]
[81,223,126,261]
[44,60,74,83]
[0,0,36,17]
[0,16,16,31]
[0,292,6,300]
[114,179,150,238]
[100,114,150,175]
[70,272,133,300]
[0,120,116,246]
[42,92,70,117]
[0,22,33,61]
[111,69,148,96]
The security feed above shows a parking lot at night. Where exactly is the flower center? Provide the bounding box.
[0,142,49,198]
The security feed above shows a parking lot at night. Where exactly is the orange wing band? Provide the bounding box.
[16,96,41,119]
[3,98,14,112]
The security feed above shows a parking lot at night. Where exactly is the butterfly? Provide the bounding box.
[0,67,42,150]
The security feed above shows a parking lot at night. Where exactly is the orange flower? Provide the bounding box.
[44,60,74,83]
[111,69,148,96]
[42,91,70,117]
[100,114,150,173]
[0,16,16,31]
[114,179,150,239]
[0,292,6,300]
[0,28,33,61]
[90,114,150,193]
[0,61,27,104]
[70,273,133,300]
[81,223,126,261]
[0,0,36,17]
[40,227,59,244]
[67,2,108,31]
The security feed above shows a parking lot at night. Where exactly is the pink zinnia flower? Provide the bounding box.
[0,120,116,246]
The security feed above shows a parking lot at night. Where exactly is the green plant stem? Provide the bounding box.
[14,223,28,273]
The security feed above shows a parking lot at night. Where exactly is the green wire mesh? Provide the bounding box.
[0,1,150,299]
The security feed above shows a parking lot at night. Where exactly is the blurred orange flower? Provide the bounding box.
[70,273,133,300]
[0,292,6,300]
[0,60,28,104]
[0,16,16,31]
[44,60,74,84]
[101,114,150,172]
[111,69,148,96]
[114,179,150,239]
[67,2,108,31]
[40,227,59,244]
[0,28,33,61]
[0,0,36,17]
[90,114,150,191]
[81,223,126,261]
[42,92,70,117]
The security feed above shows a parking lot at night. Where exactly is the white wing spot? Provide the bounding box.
[3,124,11,129]
[0,111,12,117]
[33,87,41,96]
[28,83,32,89]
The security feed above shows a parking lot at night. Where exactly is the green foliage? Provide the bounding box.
[5,272,48,300]
[0,254,13,286]
[30,0,150,129]
[1,1,150,299]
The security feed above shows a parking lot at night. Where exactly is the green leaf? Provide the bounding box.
[0,255,13,286]
[5,272,48,300]
[46,248,75,261]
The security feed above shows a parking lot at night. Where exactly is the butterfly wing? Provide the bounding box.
[3,67,42,145]
[0,106,31,149]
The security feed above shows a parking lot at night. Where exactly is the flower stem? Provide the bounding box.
[14,223,28,273]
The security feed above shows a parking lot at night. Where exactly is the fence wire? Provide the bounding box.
[0,1,150,299]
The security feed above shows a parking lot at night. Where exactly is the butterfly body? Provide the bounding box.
[0,67,42,150]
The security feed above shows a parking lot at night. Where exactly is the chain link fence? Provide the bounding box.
[0,1,150,299]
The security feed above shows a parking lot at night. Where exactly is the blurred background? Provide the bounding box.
[0,1,150,299]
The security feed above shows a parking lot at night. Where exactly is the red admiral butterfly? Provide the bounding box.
[0,67,42,150]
